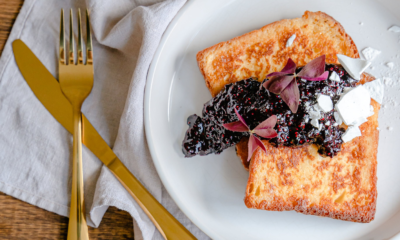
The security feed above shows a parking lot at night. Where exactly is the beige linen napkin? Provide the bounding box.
[0,0,209,239]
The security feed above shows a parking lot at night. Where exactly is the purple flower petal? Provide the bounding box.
[253,115,278,138]
[262,77,274,90]
[297,55,326,78]
[247,135,267,162]
[234,108,248,128]
[280,79,300,113]
[253,128,278,139]
[254,115,277,130]
[300,71,329,81]
[265,58,296,78]
[247,135,257,162]
[263,75,295,94]
[254,135,267,152]
[223,121,249,132]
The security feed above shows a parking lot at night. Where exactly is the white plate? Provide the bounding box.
[145,0,400,239]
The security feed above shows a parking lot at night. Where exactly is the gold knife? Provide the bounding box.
[12,39,196,240]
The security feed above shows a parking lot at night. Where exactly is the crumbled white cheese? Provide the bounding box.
[337,54,371,80]
[352,117,368,127]
[307,103,327,129]
[311,118,319,129]
[387,62,394,69]
[301,78,307,82]
[388,25,400,33]
[313,104,324,112]
[363,79,384,104]
[334,112,343,125]
[308,106,321,120]
[325,121,331,126]
[335,85,371,125]
[362,47,381,61]
[317,94,333,112]
[333,123,339,127]
[304,101,311,111]
[342,87,352,94]
[304,115,310,123]
[329,71,341,82]
[286,34,296,47]
[342,126,362,142]
[368,105,374,117]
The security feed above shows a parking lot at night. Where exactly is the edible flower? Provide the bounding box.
[263,55,329,113]
[223,109,277,162]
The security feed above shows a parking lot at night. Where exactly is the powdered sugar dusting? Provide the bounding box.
[360,38,400,134]
[362,47,381,61]
[383,77,393,86]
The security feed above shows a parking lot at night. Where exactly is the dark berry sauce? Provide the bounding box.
[182,65,358,158]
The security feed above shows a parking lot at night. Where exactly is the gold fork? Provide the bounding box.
[59,9,92,240]
[58,8,196,240]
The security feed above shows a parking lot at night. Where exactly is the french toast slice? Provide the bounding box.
[242,73,379,223]
[195,11,380,222]
[197,11,359,97]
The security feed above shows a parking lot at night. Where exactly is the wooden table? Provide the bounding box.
[0,1,134,239]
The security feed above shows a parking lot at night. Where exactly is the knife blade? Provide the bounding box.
[12,39,196,240]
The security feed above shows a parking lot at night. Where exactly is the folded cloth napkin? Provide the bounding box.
[0,0,209,239]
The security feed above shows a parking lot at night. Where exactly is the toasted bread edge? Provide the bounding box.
[196,11,360,97]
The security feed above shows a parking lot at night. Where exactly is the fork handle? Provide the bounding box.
[67,109,89,240]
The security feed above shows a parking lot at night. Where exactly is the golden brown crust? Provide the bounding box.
[196,11,360,97]
[235,137,250,171]
[243,73,379,223]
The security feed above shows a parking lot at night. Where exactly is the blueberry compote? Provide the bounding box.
[182,65,358,158]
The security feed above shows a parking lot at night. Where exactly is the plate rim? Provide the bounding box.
[144,0,400,239]
[144,0,219,238]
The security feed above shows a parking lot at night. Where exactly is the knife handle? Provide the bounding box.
[81,116,196,239]
[106,158,196,240]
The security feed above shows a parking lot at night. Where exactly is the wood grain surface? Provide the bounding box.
[0,0,134,239]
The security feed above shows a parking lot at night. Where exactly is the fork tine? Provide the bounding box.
[86,9,93,65]
[59,9,66,66]
[69,9,75,65]
[77,9,83,65]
